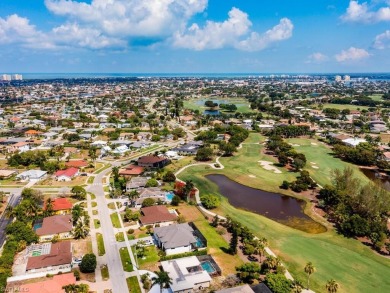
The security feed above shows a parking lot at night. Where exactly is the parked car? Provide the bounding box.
[80,173,88,176]
[247,255,257,262]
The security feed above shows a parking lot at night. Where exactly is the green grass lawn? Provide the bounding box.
[88,192,96,200]
[108,202,122,209]
[183,97,254,113]
[94,219,101,229]
[116,232,125,242]
[91,201,97,208]
[101,264,109,280]
[87,176,95,184]
[110,212,121,228]
[126,276,141,293]
[285,138,371,187]
[96,233,105,256]
[92,210,98,215]
[131,245,159,269]
[119,247,133,272]
[368,94,384,101]
[177,132,390,293]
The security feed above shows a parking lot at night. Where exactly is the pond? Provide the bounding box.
[361,168,390,191]
[203,110,221,116]
[205,174,326,233]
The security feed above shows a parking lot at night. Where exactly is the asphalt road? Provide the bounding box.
[88,168,130,293]
[0,192,22,247]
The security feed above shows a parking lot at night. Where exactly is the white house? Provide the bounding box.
[342,138,366,147]
[113,145,129,155]
[161,256,212,293]
[16,170,47,181]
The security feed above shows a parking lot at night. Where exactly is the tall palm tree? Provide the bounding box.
[72,204,83,225]
[326,279,339,293]
[304,262,315,290]
[152,271,172,293]
[44,198,54,217]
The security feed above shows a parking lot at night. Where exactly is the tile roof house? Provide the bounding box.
[35,215,73,242]
[119,165,144,176]
[139,205,177,226]
[54,167,79,181]
[7,273,76,293]
[137,155,169,168]
[65,160,88,168]
[126,177,148,191]
[43,198,73,215]
[26,241,72,271]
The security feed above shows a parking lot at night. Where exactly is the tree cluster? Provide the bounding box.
[318,168,390,252]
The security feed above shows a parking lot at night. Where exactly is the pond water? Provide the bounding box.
[195,99,247,107]
[203,110,221,116]
[205,174,326,233]
[361,169,390,191]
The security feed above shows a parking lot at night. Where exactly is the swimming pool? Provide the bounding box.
[165,192,174,202]
[201,261,216,274]
[33,222,42,231]
[194,236,203,248]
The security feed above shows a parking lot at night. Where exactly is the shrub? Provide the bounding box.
[73,269,81,281]
[79,254,97,273]
[127,229,135,234]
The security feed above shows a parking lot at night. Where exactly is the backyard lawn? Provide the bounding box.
[120,247,133,272]
[132,245,159,271]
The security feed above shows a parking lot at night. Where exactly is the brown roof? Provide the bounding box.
[36,215,72,236]
[9,273,76,293]
[26,241,72,270]
[138,155,166,164]
[65,160,88,168]
[119,165,144,176]
[140,206,177,225]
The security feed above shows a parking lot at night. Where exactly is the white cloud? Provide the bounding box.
[341,1,390,23]
[173,8,293,51]
[0,14,53,48]
[373,30,390,49]
[306,52,328,63]
[236,18,293,51]
[45,0,208,37]
[51,23,126,49]
[172,8,251,50]
[335,47,370,62]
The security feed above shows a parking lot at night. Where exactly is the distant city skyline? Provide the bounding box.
[0,0,389,73]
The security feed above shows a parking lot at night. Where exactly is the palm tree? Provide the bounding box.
[152,271,172,293]
[4,206,14,218]
[44,198,54,217]
[291,280,303,293]
[326,279,339,293]
[72,204,83,225]
[72,221,90,239]
[304,262,315,290]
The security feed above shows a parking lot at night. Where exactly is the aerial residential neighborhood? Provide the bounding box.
[0,74,389,293]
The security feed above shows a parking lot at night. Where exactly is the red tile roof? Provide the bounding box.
[26,241,72,270]
[140,206,177,225]
[36,215,72,236]
[44,198,72,211]
[55,167,79,178]
[10,273,76,293]
[65,160,88,168]
[119,165,144,176]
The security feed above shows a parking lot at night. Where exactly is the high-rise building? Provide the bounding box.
[343,75,351,81]
[335,75,342,82]
[1,74,11,81]
[12,74,23,80]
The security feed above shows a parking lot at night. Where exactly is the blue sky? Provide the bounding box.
[0,0,389,73]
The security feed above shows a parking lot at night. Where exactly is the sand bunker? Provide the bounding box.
[248,175,256,178]
[258,160,282,174]
[312,166,319,169]
[289,143,300,147]
[311,142,318,146]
